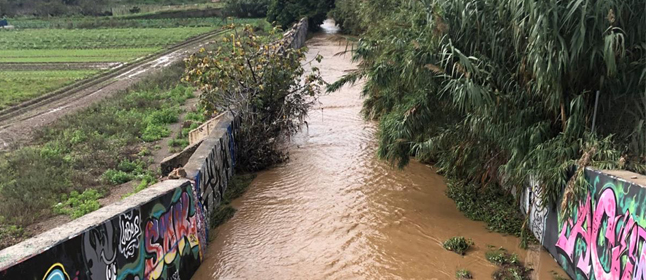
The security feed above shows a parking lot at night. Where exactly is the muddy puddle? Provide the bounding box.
[191,20,567,280]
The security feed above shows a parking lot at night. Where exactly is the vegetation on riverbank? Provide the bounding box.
[329,0,646,236]
[185,23,324,172]
[208,173,256,231]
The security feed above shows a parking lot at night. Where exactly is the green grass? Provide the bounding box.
[0,48,158,63]
[53,189,103,219]
[0,27,215,50]
[0,70,98,109]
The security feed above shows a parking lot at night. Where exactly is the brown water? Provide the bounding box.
[192,20,567,280]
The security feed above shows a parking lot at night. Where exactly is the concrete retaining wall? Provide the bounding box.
[0,179,206,280]
[0,116,237,280]
[524,168,646,279]
[0,17,310,280]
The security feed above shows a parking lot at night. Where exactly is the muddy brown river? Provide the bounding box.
[191,20,567,280]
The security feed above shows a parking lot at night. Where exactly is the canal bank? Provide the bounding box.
[191,20,566,280]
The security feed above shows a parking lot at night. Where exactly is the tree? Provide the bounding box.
[266,0,334,31]
[328,0,363,35]
[224,0,270,18]
[184,24,324,171]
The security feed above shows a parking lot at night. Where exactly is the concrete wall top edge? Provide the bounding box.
[184,112,234,178]
[586,167,646,189]
[0,179,189,270]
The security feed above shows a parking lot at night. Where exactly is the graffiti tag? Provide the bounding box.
[556,187,646,280]
[43,263,71,280]
[145,192,200,280]
[119,210,141,259]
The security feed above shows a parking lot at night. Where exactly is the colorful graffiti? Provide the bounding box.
[0,117,236,280]
[555,169,646,280]
[0,182,204,280]
[144,192,201,280]
[43,264,73,280]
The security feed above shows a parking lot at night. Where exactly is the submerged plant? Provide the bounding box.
[443,236,474,255]
[455,269,472,279]
[485,247,532,280]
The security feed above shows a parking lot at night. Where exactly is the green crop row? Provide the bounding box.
[9,17,226,30]
[0,27,214,50]
[0,48,158,63]
[0,70,98,109]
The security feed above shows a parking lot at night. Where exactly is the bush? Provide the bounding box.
[141,124,171,142]
[225,0,270,18]
[53,189,103,219]
[442,236,473,255]
[102,169,134,185]
[117,159,143,173]
[129,6,141,14]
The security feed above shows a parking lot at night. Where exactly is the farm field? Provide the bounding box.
[0,48,158,63]
[0,17,262,111]
[0,27,215,50]
[0,70,98,109]
[10,17,226,29]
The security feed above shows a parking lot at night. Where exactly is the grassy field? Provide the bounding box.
[0,27,214,50]
[0,48,158,63]
[9,16,228,29]
[0,70,98,109]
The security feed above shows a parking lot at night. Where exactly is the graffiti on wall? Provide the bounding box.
[193,124,235,230]
[43,263,73,280]
[0,182,204,280]
[145,191,201,280]
[522,176,549,244]
[555,169,646,280]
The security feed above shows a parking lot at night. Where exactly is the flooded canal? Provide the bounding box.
[191,20,566,280]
